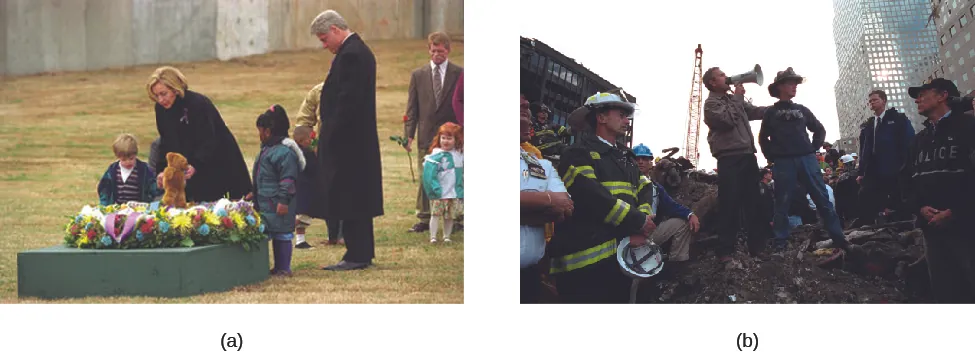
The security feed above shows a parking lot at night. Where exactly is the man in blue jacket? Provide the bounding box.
[855,90,915,226]
[643,174,700,274]
[758,68,856,253]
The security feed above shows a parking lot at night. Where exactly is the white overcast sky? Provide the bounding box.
[520,0,841,170]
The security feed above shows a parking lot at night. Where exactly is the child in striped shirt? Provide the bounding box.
[97,133,163,206]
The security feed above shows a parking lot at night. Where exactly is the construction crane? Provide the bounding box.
[684,44,703,168]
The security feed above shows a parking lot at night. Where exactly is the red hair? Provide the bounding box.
[429,122,463,153]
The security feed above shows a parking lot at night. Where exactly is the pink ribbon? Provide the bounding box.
[104,212,144,244]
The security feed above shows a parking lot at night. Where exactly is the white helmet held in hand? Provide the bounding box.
[617,236,665,279]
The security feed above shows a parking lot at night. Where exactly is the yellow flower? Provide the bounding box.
[204,212,221,227]
[231,212,246,229]
[77,235,89,248]
[172,214,193,233]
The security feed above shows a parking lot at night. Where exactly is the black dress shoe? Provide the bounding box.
[295,242,313,249]
[322,260,371,271]
[408,222,430,233]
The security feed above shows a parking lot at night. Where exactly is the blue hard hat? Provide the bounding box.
[633,143,653,158]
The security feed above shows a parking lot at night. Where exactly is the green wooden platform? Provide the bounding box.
[17,242,269,299]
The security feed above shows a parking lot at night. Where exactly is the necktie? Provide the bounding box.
[873,115,882,154]
[433,64,443,107]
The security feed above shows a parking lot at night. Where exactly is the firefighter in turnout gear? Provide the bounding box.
[530,103,570,162]
[550,92,657,303]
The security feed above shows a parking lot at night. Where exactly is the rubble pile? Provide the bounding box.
[640,174,934,303]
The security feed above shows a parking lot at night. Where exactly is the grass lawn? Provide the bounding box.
[0,40,463,303]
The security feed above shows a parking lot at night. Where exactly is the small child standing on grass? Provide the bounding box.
[422,122,464,243]
[251,105,304,276]
[97,133,163,206]
[292,125,339,248]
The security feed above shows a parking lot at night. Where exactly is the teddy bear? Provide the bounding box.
[161,152,189,208]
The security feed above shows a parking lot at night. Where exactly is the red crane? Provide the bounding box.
[684,44,704,168]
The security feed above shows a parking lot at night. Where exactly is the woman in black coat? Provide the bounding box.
[146,66,251,202]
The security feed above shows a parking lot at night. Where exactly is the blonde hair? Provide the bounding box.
[146,66,188,103]
[113,133,139,157]
[428,32,451,50]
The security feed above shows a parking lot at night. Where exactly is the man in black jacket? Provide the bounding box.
[855,90,915,226]
[312,10,383,271]
[758,68,855,253]
[902,78,975,302]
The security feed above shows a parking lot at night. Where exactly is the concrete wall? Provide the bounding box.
[217,0,269,60]
[1,0,462,76]
[0,0,7,76]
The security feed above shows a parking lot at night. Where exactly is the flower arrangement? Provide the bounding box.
[63,199,267,251]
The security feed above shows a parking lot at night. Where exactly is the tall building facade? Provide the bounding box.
[833,0,940,145]
[927,0,975,96]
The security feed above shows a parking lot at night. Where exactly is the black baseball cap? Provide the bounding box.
[908,78,960,99]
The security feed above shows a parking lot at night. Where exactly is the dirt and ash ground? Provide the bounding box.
[633,172,933,304]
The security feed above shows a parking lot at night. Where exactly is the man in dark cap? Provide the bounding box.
[901,78,975,302]
[758,67,857,254]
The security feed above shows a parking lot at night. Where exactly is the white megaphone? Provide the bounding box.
[726,64,764,86]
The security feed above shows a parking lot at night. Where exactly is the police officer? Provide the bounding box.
[902,78,975,302]
[549,92,655,303]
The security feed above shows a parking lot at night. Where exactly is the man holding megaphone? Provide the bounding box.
[702,66,772,266]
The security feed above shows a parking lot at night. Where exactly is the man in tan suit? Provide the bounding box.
[404,32,463,232]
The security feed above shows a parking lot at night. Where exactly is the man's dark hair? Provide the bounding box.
[869,90,887,101]
[585,106,613,129]
[703,67,721,91]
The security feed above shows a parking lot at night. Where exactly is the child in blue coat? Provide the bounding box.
[422,122,464,243]
[251,105,303,276]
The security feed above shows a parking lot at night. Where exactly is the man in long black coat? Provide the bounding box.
[311,10,383,271]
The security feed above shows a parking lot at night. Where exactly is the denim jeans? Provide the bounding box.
[771,155,849,248]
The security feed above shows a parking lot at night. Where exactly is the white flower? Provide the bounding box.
[167,208,184,217]
[214,198,233,212]
[80,205,95,217]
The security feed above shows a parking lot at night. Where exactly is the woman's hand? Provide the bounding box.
[244,192,254,201]
[157,173,164,189]
[185,165,196,179]
[276,203,288,215]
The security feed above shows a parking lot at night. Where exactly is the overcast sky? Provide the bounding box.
[520,0,840,170]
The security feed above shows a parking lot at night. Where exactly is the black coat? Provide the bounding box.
[857,108,914,179]
[900,110,975,231]
[155,90,251,202]
[296,146,328,219]
[318,34,384,220]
